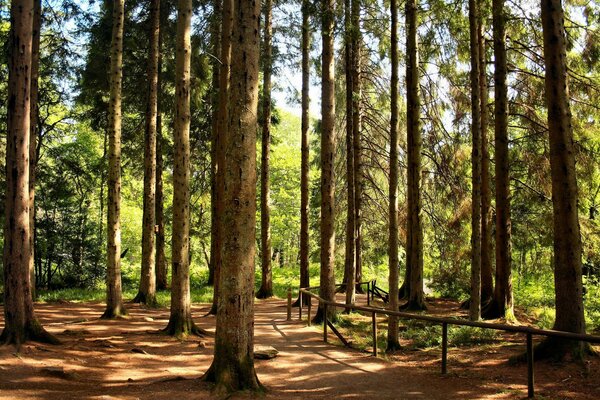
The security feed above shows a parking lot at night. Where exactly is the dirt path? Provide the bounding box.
[0,297,598,399]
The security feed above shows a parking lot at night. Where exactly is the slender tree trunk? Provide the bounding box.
[209,0,232,316]
[479,10,494,304]
[468,0,482,322]
[208,0,221,288]
[483,0,514,321]
[1,0,58,347]
[28,0,41,300]
[351,0,363,293]
[294,0,311,307]
[202,0,262,393]
[538,0,587,359]
[155,0,167,291]
[343,0,356,308]
[102,0,126,319]
[387,0,401,351]
[313,0,337,324]
[134,0,160,306]
[163,0,205,337]
[404,0,426,311]
[257,0,274,299]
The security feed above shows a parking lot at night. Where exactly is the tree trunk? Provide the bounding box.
[202,0,262,393]
[134,0,160,307]
[343,0,356,308]
[155,70,167,290]
[102,0,127,319]
[163,0,205,337]
[1,0,58,347]
[479,11,494,304]
[468,0,482,322]
[387,0,401,352]
[483,0,514,321]
[351,0,363,293]
[313,0,337,324]
[294,0,311,307]
[29,0,41,300]
[404,0,426,311]
[538,0,587,359]
[257,0,273,299]
[208,0,232,316]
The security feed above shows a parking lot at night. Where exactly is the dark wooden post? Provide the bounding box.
[287,287,292,321]
[299,291,303,320]
[372,311,378,356]
[442,322,448,374]
[367,281,371,306]
[307,297,312,326]
[323,302,328,343]
[527,332,534,398]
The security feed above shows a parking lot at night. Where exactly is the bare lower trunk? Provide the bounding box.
[538,0,587,359]
[135,0,160,307]
[1,0,58,347]
[257,0,273,300]
[386,0,401,351]
[404,0,426,311]
[164,0,204,337]
[313,0,337,324]
[103,0,126,319]
[202,0,262,393]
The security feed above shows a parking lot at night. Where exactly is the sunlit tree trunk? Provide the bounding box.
[538,0,587,359]
[404,0,426,311]
[202,0,262,393]
[257,0,273,299]
[468,0,482,321]
[483,0,514,321]
[1,0,58,347]
[134,0,160,306]
[387,0,401,351]
[313,0,337,324]
[163,0,204,337]
[102,0,126,319]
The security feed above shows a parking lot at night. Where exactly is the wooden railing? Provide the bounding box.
[293,284,600,399]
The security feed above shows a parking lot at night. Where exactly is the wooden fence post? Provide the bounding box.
[442,322,448,374]
[372,311,378,356]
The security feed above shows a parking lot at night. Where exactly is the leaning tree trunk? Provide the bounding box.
[202,0,262,394]
[163,0,205,337]
[468,0,482,322]
[28,0,41,299]
[538,0,587,359]
[102,0,127,319]
[404,0,426,311]
[294,0,311,307]
[134,0,160,307]
[1,0,58,347]
[257,0,273,299]
[483,0,514,321]
[209,0,232,316]
[351,0,363,293]
[479,11,494,305]
[386,0,401,352]
[343,0,356,308]
[313,0,337,324]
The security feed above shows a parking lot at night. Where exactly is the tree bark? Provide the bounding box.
[134,0,160,307]
[208,0,232,316]
[1,0,58,347]
[469,0,482,322]
[257,0,274,299]
[538,0,587,359]
[387,0,401,351]
[483,0,514,321]
[163,0,205,337]
[295,0,311,307]
[313,0,337,324]
[343,0,356,309]
[202,0,262,393]
[404,0,426,311]
[155,54,168,290]
[102,0,127,319]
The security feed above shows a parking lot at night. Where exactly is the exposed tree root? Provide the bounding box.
[202,360,264,397]
[255,287,273,299]
[162,316,210,338]
[131,292,158,307]
[1,320,61,349]
[100,304,128,320]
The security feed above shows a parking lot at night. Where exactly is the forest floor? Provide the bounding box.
[0,294,599,399]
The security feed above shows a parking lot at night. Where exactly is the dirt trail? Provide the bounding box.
[0,297,597,399]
